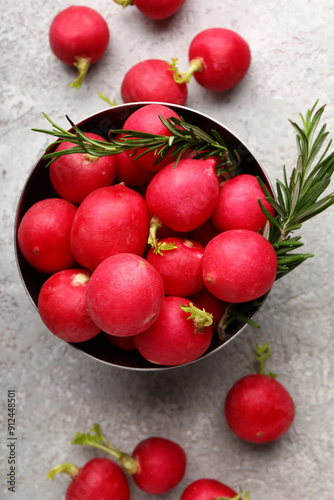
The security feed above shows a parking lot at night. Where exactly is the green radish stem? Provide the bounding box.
[180,302,213,332]
[153,241,178,255]
[172,58,205,84]
[47,462,80,481]
[69,56,91,89]
[113,0,134,7]
[215,490,250,500]
[255,343,276,378]
[71,424,139,475]
[147,216,164,250]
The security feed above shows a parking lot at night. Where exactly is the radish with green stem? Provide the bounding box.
[180,478,249,500]
[86,253,165,337]
[145,157,220,235]
[224,343,295,443]
[38,269,100,343]
[121,59,188,105]
[72,424,186,495]
[50,133,118,204]
[146,237,205,296]
[47,458,130,500]
[17,198,77,274]
[49,6,110,89]
[174,28,251,92]
[113,0,187,19]
[134,296,213,365]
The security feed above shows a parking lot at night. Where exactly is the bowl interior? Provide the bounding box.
[15,102,272,371]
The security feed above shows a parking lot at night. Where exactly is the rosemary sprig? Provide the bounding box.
[32,112,238,172]
[257,101,334,279]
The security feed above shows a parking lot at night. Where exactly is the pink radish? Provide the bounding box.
[115,149,155,186]
[50,133,118,204]
[225,372,295,444]
[86,253,165,337]
[121,59,188,105]
[145,157,219,233]
[70,184,150,270]
[134,296,213,365]
[73,424,186,495]
[224,343,295,444]
[180,478,244,500]
[131,437,186,494]
[47,458,130,500]
[202,229,277,303]
[210,174,276,233]
[17,198,77,274]
[114,0,186,19]
[175,28,251,92]
[146,237,205,296]
[38,269,100,343]
[121,104,182,172]
[49,6,110,88]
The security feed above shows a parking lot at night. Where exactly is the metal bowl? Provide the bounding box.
[14,102,273,371]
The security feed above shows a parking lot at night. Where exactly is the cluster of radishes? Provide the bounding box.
[49,4,251,100]
[47,424,249,499]
[47,343,295,499]
[17,103,278,367]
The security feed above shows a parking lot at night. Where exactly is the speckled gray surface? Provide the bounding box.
[1,0,334,498]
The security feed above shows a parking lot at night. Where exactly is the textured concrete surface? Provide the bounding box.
[1,0,334,498]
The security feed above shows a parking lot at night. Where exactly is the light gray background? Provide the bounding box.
[1,0,334,498]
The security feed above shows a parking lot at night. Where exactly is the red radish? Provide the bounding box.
[121,59,188,105]
[38,269,100,343]
[134,296,213,366]
[49,6,110,88]
[202,229,277,303]
[73,424,186,495]
[211,174,276,233]
[47,458,130,500]
[146,237,205,296]
[145,157,219,233]
[121,104,182,172]
[175,28,251,92]
[106,334,137,351]
[189,287,228,331]
[224,344,295,443]
[131,437,186,494]
[180,478,242,500]
[50,133,118,204]
[86,253,165,337]
[115,149,155,186]
[113,0,186,20]
[70,184,150,270]
[17,198,77,274]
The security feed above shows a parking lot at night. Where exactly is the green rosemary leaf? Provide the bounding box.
[294,193,334,222]
[258,200,281,229]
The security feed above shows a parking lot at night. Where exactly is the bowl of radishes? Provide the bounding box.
[15,102,277,370]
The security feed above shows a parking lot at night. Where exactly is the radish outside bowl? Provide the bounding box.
[14,102,273,371]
